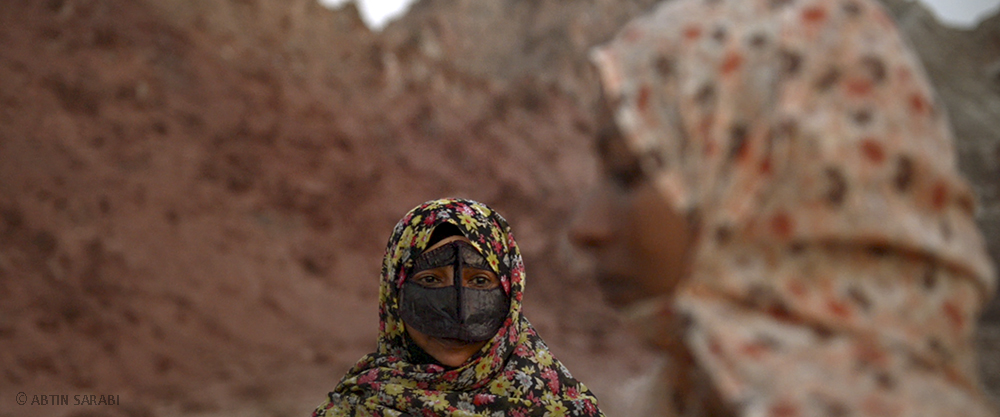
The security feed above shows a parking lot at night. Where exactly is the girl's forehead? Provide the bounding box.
[423,235,472,253]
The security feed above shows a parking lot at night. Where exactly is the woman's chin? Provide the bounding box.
[427,338,485,367]
[594,272,678,311]
[434,337,473,349]
[433,351,473,367]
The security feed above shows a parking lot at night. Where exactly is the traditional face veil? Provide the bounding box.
[399,237,509,343]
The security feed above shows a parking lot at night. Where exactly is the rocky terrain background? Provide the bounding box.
[0,0,997,416]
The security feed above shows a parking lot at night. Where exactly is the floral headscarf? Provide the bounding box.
[591,0,997,415]
[312,198,604,417]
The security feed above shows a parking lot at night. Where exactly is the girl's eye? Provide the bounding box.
[414,274,442,286]
[470,275,494,288]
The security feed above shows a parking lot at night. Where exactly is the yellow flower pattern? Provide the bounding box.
[311,199,604,417]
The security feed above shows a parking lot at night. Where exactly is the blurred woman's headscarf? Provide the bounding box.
[312,198,604,417]
[591,0,997,415]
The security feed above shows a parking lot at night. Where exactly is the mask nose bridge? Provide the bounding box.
[452,242,464,321]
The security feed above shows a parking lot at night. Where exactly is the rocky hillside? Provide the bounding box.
[0,0,997,416]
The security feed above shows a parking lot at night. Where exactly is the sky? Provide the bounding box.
[919,0,1000,26]
[318,0,1000,30]
[319,0,413,30]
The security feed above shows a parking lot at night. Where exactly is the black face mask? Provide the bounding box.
[399,241,509,343]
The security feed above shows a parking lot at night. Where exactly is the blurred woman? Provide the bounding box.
[570,0,998,415]
[314,198,604,416]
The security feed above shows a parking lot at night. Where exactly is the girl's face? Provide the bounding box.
[403,235,501,367]
[408,236,502,291]
[569,111,695,310]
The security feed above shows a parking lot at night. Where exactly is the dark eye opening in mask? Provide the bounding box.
[399,223,510,344]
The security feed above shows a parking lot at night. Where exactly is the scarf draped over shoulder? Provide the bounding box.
[591,0,997,415]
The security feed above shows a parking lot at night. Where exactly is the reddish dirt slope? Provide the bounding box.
[0,1,650,416]
[1,0,998,416]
